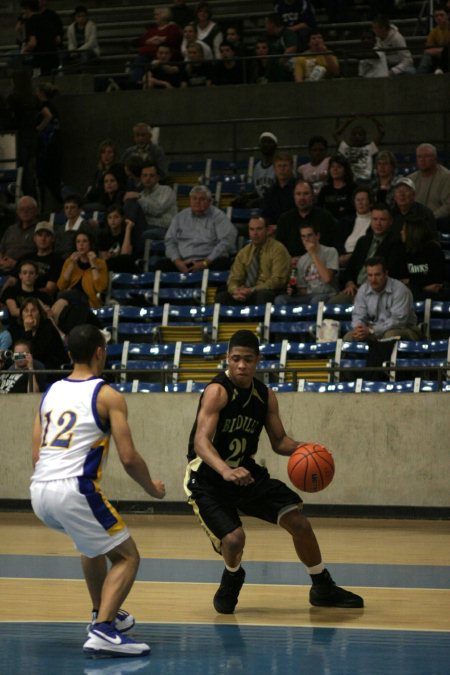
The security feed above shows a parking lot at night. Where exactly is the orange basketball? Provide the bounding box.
[288,443,335,492]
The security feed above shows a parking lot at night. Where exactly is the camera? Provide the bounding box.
[13,352,27,361]
[0,349,13,361]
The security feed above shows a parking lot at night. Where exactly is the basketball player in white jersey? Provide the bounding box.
[30,324,165,657]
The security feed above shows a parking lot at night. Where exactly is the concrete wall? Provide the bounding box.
[3,392,449,507]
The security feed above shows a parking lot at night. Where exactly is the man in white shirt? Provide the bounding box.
[124,163,177,239]
[344,256,421,341]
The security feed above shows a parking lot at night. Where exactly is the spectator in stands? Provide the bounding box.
[95,169,147,257]
[370,150,397,207]
[343,256,421,341]
[84,138,121,203]
[170,0,195,28]
[394,216,448,301]
[330,203,403,304]
[334,115,384,183]
[98,205,137,273]
[0,338,46,393]
[263,13,297,77]
[0,196,38,273]
[0,320,12,352]
[2,260,51,338]
[261,152,297,234]
[275,223,339,305]
[124,154,145,192]
[316,154,356,243]
[143,44,182,88]
[250,35,292,83]
[159,185,236,272]
[229,131,278,210]
[194,2,223,59]
[181,42,213,86]
[124,163,177,240]
[13,221,63,300]
[65,5,100,69]
[19,0,63,75]
[121,122,168,182]
[252,132,278,201]
[19,297,67,377]
[224,25,249,58]
[216,216,290,305]
[132,6,182,85]
[357,29,389,78]
[276,179,338,264]
[417,4,450,74]
[212,41,244,85]
[35,82,63,210]
[297,135,330,196]
[54,193,92,260]
[409,143,450,232]
[293,31,340,82]
[180,22,212,60]
[340,187,372,268]
[55,229,108,310]
[274,0,317,52]
[391,175,437,238]
[371,14,416,75]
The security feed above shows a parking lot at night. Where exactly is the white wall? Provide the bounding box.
[3,392,449,507]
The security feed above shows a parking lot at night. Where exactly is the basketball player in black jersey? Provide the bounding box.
[185,330,363,613]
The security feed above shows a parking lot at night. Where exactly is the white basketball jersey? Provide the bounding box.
[32,377,110,482]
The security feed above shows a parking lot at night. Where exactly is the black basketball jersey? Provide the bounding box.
[187,371,269,471]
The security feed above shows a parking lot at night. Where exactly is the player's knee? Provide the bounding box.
[222,528,245,555]
[280,510,313,537]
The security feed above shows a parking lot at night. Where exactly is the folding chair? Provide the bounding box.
[210,303,271,343]
[279,339,336,384]
[154,304,213,343]
[268,304,319,343]
[172,341,227,383]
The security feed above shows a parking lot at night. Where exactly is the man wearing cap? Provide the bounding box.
[252,132,279,200]
[391,175,437,237]
[13,222,63,300]
[409,143,450,232]
[0,196,39,273]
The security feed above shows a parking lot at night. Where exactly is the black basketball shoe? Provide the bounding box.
[309,569,364,608]
[213,567,246,614]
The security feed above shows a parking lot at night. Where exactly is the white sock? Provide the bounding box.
[225,563,241,573]
[307,562,325,575]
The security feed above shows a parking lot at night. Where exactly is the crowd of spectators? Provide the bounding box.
[6,1,450,83]
[1,2,450,391]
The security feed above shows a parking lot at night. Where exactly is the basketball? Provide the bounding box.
[287,444,335,492]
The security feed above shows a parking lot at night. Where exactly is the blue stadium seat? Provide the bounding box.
[165,381,206,393]
[110,381,163,393]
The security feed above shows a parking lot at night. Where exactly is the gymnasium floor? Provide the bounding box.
[0,513,449,674]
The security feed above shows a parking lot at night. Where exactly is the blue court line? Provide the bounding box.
[0,555,449,589]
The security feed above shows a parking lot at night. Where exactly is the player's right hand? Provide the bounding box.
[221,467,254,486]
[149,480,166,499]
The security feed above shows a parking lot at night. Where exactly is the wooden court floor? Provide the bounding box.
[0,512,449,674]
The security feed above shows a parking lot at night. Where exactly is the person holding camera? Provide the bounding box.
[0,339,46,394]
[19,298,68,380]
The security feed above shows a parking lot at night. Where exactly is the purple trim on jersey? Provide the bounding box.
[82,443,105,479]
[78,476,118,531]
[91,380,110,433]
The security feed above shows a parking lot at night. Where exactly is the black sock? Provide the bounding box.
[310,569,330,585]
